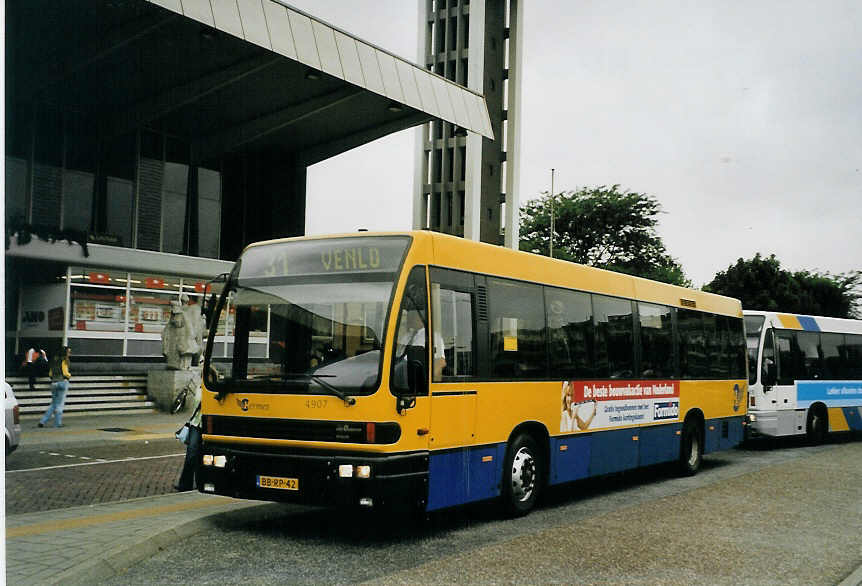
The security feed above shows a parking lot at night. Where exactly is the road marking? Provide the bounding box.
[6,498,224,538]
[7,453,186,473]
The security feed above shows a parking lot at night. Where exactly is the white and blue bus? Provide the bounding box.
[745,310,862,441]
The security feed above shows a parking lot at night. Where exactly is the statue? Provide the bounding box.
[161,294,203,370]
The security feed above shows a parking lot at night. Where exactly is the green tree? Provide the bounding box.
[704,253,861,318]
[519,185,690,286]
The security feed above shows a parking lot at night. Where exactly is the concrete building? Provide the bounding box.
[4,0,492,370]
[413,0,523,248]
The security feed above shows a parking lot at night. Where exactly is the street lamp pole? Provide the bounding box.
[550,168,555,258]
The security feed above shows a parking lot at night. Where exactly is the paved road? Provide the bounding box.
[6,415,186,515]
[101,434,862,585]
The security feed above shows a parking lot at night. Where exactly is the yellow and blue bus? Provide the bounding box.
[745,310,862,442]
[198,231,747,515]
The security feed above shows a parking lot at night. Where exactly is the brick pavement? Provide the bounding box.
[5,491,265,585]
[4,412,267,585]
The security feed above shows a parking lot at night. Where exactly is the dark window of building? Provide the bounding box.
[63,112,97,233]
[5,157,29,223]
[546,287,594,379]
[198,167,222,258]
[31,105,63,229]
[593,295,634,378]
[488,277,546,379]
[160,137,190,254]
[638,302,674,378]
[101,132,135,244]
[63,170,94,232]
[34,105,63,166]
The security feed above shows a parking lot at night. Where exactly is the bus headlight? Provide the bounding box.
[356,465,371,479]
[202,454,214,466]
[214,455,227,468]
[338,464,354,478]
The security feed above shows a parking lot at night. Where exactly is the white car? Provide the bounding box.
[5,381,21,455]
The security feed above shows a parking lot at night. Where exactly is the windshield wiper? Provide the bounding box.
[276,372,356,406]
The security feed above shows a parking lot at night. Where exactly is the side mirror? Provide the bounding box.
[392,359,426,414]
[407,359,427,396]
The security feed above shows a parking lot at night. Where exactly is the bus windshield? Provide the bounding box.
[205,236,410,396]
[744,314,765,384]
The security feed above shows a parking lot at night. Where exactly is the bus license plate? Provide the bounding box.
[257,475,299,491]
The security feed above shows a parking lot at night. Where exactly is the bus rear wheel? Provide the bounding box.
[502,433,542,517]
[806,406,828,445]
[679,418,703,476]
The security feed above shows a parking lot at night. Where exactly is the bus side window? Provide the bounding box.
[796,331,821,379]
[488,278,546,379]
[820,333,845,379]
[546,287,594,379]
[593,295,634,379]
[637,302,673,379]
[432,286,474,381]
[391,266,429,395]
[846,334,862,378]
[775,331,798,385]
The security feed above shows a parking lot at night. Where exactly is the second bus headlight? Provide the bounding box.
[356,465,371,479]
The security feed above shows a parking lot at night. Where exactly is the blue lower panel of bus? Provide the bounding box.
[842,406,862,431]
[638,423,681,466]
[426,444,506,511]
[703,417,745,453]
[427,417,745,510]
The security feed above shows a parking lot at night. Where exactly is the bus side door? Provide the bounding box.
[774,330,805,433]
[428,268,479,449]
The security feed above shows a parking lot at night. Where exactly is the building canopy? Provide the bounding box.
[9,0,493,169]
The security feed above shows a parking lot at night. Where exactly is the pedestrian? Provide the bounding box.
[175,378,202,491]
[38,346,71,428]
[21,347,48,392]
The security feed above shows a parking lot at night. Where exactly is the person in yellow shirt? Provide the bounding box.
[38,346,71,428]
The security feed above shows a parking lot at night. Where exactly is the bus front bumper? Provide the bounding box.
[197,443,429,511]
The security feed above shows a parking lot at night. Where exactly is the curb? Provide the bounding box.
[47,500,272,585]
[839,564,862,586]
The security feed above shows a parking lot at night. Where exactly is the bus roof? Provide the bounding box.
[242,231,743,317]
[744,310,862,334]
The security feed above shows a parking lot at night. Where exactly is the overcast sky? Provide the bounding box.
[292,0,862,287]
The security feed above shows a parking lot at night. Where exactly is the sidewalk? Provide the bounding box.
[6,490,267,585]
[5,411,270,585]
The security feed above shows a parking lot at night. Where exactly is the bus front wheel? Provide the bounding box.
[679,418,703,476]
[502,433,542,517]
[806,406,828,445]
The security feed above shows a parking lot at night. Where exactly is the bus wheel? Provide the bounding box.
[502,434,542,517]
[679,418,703,476]
[806,406,828,445]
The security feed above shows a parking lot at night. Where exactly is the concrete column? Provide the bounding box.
[464,0,487,242]
[503,0,524,250]
[413,0,432,231]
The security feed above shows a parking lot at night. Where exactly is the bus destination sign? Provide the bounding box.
[239,236,410,280]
